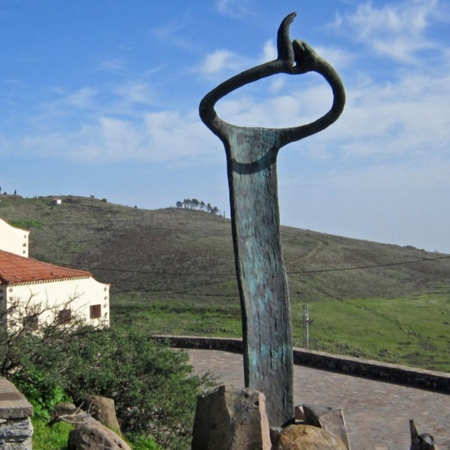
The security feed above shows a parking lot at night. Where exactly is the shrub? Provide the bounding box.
[63,329,212,449]
[0,298,211,450]
[12,367,69,420]
[0,300,213,450]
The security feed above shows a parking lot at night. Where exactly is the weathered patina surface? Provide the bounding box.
[199,12,345,427]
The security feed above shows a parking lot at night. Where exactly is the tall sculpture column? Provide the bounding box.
[199,13,346,427]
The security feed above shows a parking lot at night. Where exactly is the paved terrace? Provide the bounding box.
[188,349,450,450]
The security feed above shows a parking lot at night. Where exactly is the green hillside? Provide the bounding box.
[1,194,449,371]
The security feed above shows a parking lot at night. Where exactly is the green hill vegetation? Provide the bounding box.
[1,194,449,371]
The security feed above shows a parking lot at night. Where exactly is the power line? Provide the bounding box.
[287,255,450,274]
[91,267,234,276]
[89,254,450,277]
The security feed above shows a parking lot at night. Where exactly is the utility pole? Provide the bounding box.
[303,304,313,349]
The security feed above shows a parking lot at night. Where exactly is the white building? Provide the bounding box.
[0,218,110,330]
[0,218,29,257]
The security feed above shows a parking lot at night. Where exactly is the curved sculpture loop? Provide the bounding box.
[199,12,345,427]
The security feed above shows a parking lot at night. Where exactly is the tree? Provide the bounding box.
[175,199,222,216]
[191,198,199,210]
[0,295,213,450]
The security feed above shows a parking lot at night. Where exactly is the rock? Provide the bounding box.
[0,417,33,450]
[0,378,33,450]
[410,420,438,450]
[294,405,304,422]
[68,422,131,450]
[302,404,350,449]
[191,384,271,450]
[270,427,283,447]
[81,396,121,432]
[273,424,347,450]
[50,403,96,427]
[54,403,78,417]
[52,402,130,450]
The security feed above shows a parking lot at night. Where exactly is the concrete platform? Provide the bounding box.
[188,349,450,450]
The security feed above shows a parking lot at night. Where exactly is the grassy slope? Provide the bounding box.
[1,194,449,370]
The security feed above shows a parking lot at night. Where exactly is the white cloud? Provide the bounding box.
[113,82,155,105]
[198,37,279,80]
[0,106,219,166]
[152,17,198,52]
[261,39,277,62]
[213,73,339,130]
[64,87,98,109]
[142,111,219,164]
[201,50,233,74]
[331,69,450,163]
[71,117,142,161]
[199,49,248,76]
[99,58,125,73]
[334,0,445,62]
[215,0,256,18]
[3,54,449,175]
[312,46,355,74]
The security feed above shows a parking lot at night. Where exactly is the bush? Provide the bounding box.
[63,329,213,449]
[0,306,213,450]
[13,367,69,420]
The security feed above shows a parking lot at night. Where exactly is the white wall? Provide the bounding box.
[0,219,29,257]
[5,277,110,329]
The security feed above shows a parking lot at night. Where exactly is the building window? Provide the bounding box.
[90,304,102,320]
[58,309,72,324]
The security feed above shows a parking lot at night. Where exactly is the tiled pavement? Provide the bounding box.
[188,349,450,450]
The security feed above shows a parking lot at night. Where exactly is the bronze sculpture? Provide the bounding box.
[199,12,346,426]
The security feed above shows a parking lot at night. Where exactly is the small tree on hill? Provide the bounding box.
[175,199,222,216]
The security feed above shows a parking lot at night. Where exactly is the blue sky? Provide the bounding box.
[1,0,450,253]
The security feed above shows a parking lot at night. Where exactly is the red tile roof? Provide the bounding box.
[0,250,92,285]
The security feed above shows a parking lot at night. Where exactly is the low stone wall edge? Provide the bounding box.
[152,335,450,394]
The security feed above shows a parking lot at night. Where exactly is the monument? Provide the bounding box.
[199,12,346,426]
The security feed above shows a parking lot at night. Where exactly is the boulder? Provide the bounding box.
[50,403,96,428]
[302,404,350,449]
[409,420,438,450]
[191,384,271,450]
[53,403,78,417]
[52,402,130,450]
[273,424,347,450]
[81,396,121,432]
[68,422,131,450]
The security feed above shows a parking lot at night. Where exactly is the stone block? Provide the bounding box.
[68,422,131,450]
[82,396,121,432]
[0,378,33,450]
[409,419,438,450]
[0,379,33,419]
[0,417,33,450]
[302,404,350,449]
[191,384,271,450]
[273,424,347,450]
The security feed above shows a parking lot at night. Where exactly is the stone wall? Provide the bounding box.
[153,335,450,393]
[0,378,33,449]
